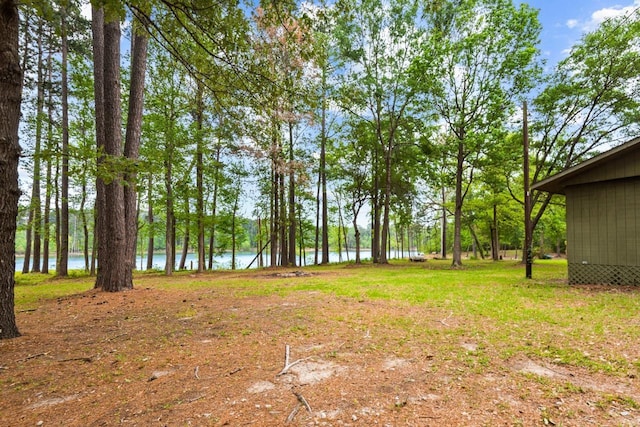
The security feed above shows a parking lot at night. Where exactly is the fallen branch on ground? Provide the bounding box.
[438,311,453,327]
[277,344,312,376]
[16,352,50,363]
[228,367,243,376]
[292,387,312,413]
[285,405,300,423]
[57,356,93,363]
[286,387,312,423]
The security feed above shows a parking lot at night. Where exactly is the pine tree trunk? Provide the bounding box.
[91,7,106,285]
[179,197,189,270]
[208,142,221,270]
[31,24,44,273]
[42,135,52,274]
[0,0,22,339]
[80,179,89,271]
[146,174,154,270]
[314,168,320,265]
[21,12,35,274]
[124,19,148,274]
[194,82,205,273]
[288,122,296,267]
[97,17,132,291]
[320,67,329,265]
[164,156,174,275]
[231,194,238,270]
[58,7,69,277]
[279,171,287,266]
[270,148,278,267]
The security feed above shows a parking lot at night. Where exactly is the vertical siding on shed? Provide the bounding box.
[567,179,640,267]
[566,177,640,285]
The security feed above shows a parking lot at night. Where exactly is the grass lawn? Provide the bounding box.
[6,259,640,426]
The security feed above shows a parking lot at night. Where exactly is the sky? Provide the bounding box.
[519,0,640,67]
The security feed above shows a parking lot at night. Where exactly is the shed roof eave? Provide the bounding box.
[530,136,640,195]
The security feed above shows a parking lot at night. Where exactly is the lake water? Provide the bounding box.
[15,250,375,272]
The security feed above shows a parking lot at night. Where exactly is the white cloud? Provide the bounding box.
[566,19,578,29]
[563,0,639,32]
[586,0,640,29]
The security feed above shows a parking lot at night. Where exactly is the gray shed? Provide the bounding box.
[532,136,640,285]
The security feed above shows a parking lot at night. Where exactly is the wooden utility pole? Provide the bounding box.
[523,101,532,279]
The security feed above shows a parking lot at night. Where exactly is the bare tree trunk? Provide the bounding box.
[23,15,44,273]
[91,7,106,284]
[179,197,190,270]
[58,7,69,277]
[279,171,287,266]
[0,0,22,339]
[440,186,447,259]
[146,174,154,270]
[96,16,132,291]
[124,18,148,274]
[164,158,174,275]
[23,10,41,274]
[24,14,42,274]
[287,123,296,267]
[469,225,485,259]
[314,167,320,265]
[320,66,329,265]
[371,151,381,263]
[270,136,278,267]
[42,127,52,274]
[298,204,305,266]
[90,211,96,276]
[22,207,33,274]
[194,82,205,273]
[353,216,361,264]
[380,144,392,264]
[452,138,464,267]
[491,204,499,261]
[336,193,348,262]
[257,216,263,268]
[231,193,238,270]
[80,179,89,271]
[208,140,221,270]
[54,152,60,272]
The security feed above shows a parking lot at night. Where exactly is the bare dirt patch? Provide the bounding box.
[2,271,640,426]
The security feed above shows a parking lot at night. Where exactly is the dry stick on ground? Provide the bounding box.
[194,366,200,379]
[292,387,312,413]
[57,356,94,363]
[286,387,312,424]
[438,311,453,327]
[104,333,128,342]
[15,352,50,363]
[228,367,243,375]
[277,344,312,376]
[285,404,300,423]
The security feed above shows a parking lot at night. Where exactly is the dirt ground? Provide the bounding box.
[1,269,639,426]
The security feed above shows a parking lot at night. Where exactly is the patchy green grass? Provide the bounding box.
[14,271,94,308]
[13,258,640,376]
